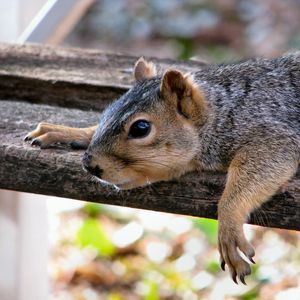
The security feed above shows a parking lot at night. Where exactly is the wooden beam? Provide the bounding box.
[0,43,299,231]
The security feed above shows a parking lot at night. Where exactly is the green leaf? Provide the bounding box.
[239,287,259,300]
[193,218,218,245]
[175,37,195,60]
[144,280,159,300]
[83,203,103,217]
[205,260,221,274]
[107,293,123,300]
[76,218,115,257]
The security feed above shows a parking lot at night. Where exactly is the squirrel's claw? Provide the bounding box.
[248,256,256,264]
[31,139,42,147]
[239,274,247,285]
[218,228,254,284]
[24,135,32,141]
[231,271,238,284]
[220,259,226,271]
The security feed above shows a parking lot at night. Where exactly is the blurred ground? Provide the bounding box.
[64,0,300,61]
[48,199,300,300]
[50,1,300,299]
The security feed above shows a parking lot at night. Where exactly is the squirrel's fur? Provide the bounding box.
[25,54,300,284]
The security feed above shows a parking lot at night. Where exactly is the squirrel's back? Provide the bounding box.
[192,53,300,168]
[196,53,300,126]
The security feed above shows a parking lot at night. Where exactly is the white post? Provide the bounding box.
[0,1,49,299]
[0,191,18,300]
[17,193,49,300]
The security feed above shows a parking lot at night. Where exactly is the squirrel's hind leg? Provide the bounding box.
[218,137,299,284]
[24,122,97,149]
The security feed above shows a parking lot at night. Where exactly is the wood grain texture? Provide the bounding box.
[0,43,299,230]
[0,43,204,111]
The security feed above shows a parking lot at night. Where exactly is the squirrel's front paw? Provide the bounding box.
[218,227,255,284]
[24,122,55,148]
[24,122,89,149]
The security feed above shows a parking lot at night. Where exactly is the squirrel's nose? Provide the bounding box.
[82,152,104,178]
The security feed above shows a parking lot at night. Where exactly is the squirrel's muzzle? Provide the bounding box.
[82,152,104,178]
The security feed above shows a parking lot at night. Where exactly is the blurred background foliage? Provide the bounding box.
[50,0,300,299]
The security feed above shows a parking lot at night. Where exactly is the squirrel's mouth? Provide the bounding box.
[89,170,154,190]
[114,180,142,190]
[92,177,140,190]
[113,178,153,190]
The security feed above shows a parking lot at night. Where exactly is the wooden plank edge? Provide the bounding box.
[0,143,299,231]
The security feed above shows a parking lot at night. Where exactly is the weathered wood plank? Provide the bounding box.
[0,43,299,230]
[0,43,204,111]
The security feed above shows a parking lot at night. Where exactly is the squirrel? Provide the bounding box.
[24,55,300,284]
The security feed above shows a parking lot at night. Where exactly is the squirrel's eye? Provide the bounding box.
[128,120,151,139]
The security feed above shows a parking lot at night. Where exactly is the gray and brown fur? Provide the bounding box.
[25,54,300,284]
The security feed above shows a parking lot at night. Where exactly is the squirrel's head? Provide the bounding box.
[83,58,208,190]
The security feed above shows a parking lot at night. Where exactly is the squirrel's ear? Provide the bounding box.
[134,57,157,81]
[161,69,207,123]
[160,69,187,100]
